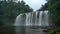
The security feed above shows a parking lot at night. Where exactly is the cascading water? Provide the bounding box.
[14,11,50,34]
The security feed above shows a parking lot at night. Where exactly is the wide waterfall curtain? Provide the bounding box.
[14,11,50,26]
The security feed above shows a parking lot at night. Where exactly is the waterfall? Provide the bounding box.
[14,14,23,26]
[25,13,31,26]
[14,11,50,34]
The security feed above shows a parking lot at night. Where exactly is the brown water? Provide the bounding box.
[0,26,48,34]
[0,26,15,34]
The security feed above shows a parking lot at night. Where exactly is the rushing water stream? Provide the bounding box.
[13,11,52,34]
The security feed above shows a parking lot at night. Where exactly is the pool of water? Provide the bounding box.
[0,26,48,34]
[0,26,15,34]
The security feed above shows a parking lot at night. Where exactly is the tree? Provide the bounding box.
[0,0,33,25]
[38,0,60,26]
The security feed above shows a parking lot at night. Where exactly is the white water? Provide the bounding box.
[14,11,50,34]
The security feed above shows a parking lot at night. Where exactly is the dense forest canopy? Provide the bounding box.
[0,0,33,25]
[38,0,60,26]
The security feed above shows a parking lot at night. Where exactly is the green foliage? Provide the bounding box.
[0,1,33,24]
[38,0,60,26]
[47,28,58,34]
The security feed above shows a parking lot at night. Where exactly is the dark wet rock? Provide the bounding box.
[30,26,40,29]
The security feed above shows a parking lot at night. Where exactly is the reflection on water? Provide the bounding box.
[0,26,26,34]
[0,26,15,34]
[15,26,26,34]
[0,26,49,34]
